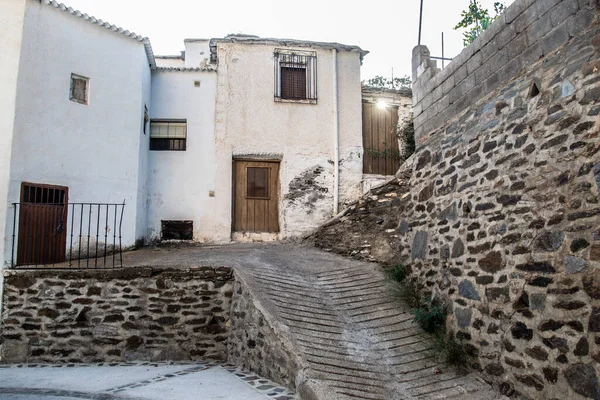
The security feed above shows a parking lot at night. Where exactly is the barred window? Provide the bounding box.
[274,50,317,103]
[69,73,89,105]
[150,120,187,151]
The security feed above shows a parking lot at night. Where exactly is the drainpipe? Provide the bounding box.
[332,48,339,215]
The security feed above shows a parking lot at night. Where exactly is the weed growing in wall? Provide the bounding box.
[390,271,468,368]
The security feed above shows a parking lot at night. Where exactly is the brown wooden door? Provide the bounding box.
[234,161,279,233]
[362,102,401,175]
[17,183,68,266]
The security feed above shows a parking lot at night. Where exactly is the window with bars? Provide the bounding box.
[274,50,317,103]
[69,73,89,105]
[21,183,67,204]
[150,120,187,151]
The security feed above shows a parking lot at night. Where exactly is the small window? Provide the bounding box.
[274,50,317,103]
[150,120,187,151]
[247,167,269,199]
[70,73,89,105]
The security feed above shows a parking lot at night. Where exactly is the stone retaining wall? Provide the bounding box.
[314,7,600,399]
[227,275,302,392]
[412,0,598,149]
[1,266,233,363]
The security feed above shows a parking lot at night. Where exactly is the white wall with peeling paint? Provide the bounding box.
[146,70,219,243]
[4,0,150,264]
[213,42,364,239]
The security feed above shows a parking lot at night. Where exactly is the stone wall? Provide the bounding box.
[228,275,302,392]
[1,266,233,363]
[412,0,597,149]
[313,4,600,399]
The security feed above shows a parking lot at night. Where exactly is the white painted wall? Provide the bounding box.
[135,56,152,244]
[184,40,212,68]
[213,42,364,239]
[0,0,26,268]
[147,70,218,242]
[5,0,150,263]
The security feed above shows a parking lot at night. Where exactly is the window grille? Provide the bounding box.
[70,73,89,105]
[150,120,187,151]
[274,50,317,102]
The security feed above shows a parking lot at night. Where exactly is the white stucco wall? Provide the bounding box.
[213,42,364,239]
[184,40,211,68]
[0,0,27,320]
[147,70,218,242]
[135,57,152,244]
[4,0,150,263]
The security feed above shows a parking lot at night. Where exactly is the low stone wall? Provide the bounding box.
[1,266,233,363]
[228,275,301,391]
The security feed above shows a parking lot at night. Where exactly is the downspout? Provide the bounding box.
[332,48,339,215]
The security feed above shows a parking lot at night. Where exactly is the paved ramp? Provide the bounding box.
[120,243,505,399]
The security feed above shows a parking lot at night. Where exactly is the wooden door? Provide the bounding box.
[362,102,401,175]
[233,161,280,233]
[17,183,68,266]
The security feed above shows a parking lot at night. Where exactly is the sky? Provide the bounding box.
[61,0,513,81]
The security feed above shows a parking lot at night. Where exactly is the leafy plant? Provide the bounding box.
[399,115,415,159]
[390,265,408,282]
[454,1,506,46]
[411,302,446,333]
[366,75,412,90]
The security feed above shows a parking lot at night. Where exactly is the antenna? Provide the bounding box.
[418,0,424,45]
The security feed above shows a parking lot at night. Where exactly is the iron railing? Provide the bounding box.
[10,202,125,269]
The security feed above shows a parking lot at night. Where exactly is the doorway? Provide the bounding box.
[17,182,68,265]
[233,160,280,233]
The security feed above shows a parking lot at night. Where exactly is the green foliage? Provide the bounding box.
[366,75,412,90]
[390,265,407,282]
[454,1,506,46]
[388,268,469,368]
[411,302,446,333]
[399,114,415,160]
[396,278,423,309]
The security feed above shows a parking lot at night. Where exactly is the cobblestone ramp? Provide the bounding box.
[233,246,506,400]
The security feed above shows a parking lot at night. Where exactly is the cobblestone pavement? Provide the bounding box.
[0,361,298,400]
[116,243,507,399]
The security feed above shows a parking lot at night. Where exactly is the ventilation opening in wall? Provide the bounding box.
[161,220,193,240]
[529,81,540,98]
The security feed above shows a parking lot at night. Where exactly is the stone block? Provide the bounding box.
[497,23,518,49]
[542,23,570,55]
[507,32,530,60]
[411,231,428,260]
[455,307,472,328]
[527,15,553,43]
[535,0,563,17]
[466,51,483,75]
[514,5,537,33]
[550,0,580,27]
[504,0,533,23]
[441,75,455,95]
[564,363,600,400]
[459,279,481,300]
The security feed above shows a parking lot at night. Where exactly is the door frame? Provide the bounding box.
[231,156,281,235]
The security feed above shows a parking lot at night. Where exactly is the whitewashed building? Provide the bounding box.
[0,0,413,269]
